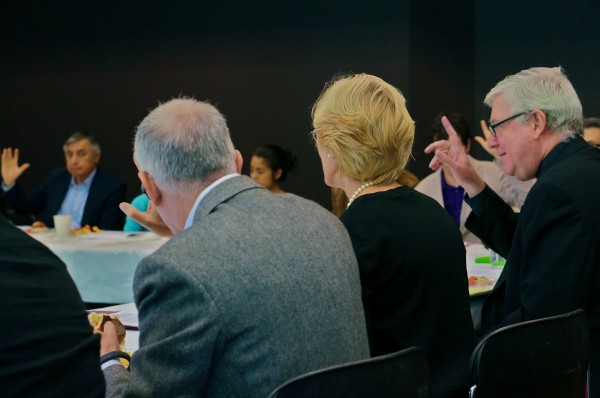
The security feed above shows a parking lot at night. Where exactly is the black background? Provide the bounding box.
[1,1,598,210]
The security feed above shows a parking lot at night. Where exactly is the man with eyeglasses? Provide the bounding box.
[425,66,600,396]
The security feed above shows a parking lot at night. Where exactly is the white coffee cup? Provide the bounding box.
[53,215,72,238]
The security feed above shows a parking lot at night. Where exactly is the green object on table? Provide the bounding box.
[491,260,506,266]
[475,256,491,263]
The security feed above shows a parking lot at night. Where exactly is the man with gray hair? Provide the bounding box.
[1,132,126,229]
[425,67,600,395]
[99,98,369,397]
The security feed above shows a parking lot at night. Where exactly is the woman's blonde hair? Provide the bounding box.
[311,73,414,184]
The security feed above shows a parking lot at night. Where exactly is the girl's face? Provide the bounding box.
[250,156,282,191]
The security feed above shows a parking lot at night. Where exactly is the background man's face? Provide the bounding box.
[584,127,600,149]
[64,139,100,183]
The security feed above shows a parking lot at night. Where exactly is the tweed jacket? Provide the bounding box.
[104,176,369,398]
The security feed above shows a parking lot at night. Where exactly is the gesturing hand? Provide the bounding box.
[119,200,174,237]
[424,116,486,198]
[1,148,30,187]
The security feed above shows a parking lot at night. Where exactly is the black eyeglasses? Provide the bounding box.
[488,112,529,137]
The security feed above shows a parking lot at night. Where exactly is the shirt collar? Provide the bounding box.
[70,168,97,188]
[184,173,240,230]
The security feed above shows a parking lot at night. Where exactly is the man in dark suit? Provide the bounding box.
[425,67,600,397]
[0,214,105,397]
[1,132,126,230]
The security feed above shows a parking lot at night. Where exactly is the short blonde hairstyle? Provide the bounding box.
[311,74,414,184]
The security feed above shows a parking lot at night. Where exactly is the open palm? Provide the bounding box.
[1,148,30,187]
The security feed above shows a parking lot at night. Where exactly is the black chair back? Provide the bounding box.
[469,309,590,398]
[268,346,432,398]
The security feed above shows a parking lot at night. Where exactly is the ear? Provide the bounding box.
[234,150,243,174]
[139,171,162,206]
[274,168,283,180]
[531,110,547,139]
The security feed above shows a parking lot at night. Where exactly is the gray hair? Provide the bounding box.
[63,132,101,155]
[134,98,236,196]
[484,67,583,140]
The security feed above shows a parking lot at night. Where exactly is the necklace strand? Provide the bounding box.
[347,181,375,209]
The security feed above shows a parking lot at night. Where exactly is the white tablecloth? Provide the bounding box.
[91,245,506,354]
[27,230,169,304]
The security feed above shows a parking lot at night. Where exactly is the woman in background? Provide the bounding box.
[123,192,150,232]
[311,73,476,398]
[250,144,297,193]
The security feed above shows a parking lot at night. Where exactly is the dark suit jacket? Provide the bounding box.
[465,135,600,396]
[0,215,105,397]
[3,167,126,230]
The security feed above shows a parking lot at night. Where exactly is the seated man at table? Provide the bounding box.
[0,214,105,397]
[99,98,369,398]
[1,132,126,230]
[425,66,600,396]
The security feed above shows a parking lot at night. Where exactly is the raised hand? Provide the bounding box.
[119,200,174,237]
[424,116,486,197]
[1,148,30,187]
[474,120,500,161]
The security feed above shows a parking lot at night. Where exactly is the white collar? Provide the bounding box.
[184,173,239,230]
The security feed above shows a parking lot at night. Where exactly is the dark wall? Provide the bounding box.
[475,0,600,138]
[408,1,475,178]
[2,1,598,212]
[0,2,409,209]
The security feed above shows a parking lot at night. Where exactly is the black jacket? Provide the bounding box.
[466,135,600,396]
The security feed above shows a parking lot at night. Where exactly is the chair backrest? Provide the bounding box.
[469,309,590,398]
[268,346,432,398]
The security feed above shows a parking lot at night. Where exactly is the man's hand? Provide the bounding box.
[120,200,174,237]
[97,320,121,356]
[1,148,30,187]
[474,120,500,161]
[424,116,486,197]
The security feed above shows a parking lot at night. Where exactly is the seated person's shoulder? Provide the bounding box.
[46,167,71,180]
[131,194,150,211]
[414,171,439,193]
[98,167,126,184]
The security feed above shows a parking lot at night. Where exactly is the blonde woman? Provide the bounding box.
[311,73,476,398]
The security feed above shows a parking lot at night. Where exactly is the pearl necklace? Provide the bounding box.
[347,181,375,209]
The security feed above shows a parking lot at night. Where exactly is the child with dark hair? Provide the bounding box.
[250,145,297,193]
